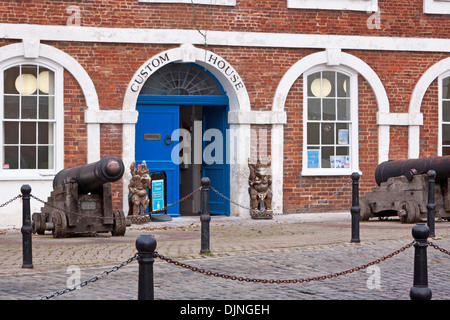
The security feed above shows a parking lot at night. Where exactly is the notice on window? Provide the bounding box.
[330,155,350,168]
[307,150,320,168]
[338,129,349,145]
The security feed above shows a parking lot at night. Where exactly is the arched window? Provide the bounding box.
[440,74,450,155]
[1,59,62,177]
[302,67,358,175]
[140,63,223,96]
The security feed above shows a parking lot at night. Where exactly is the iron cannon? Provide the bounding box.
[32,155,129,238]
[360,156,450,223]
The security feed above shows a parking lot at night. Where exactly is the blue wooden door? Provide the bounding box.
[202,105,230,215]
[135,104,180,216]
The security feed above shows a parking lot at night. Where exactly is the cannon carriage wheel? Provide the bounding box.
[359,200,372,221]
[111,209,126,236]
[398,200,420,223]
[32,212,46,235]
[52,210,67,238]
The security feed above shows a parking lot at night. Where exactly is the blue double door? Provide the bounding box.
[135,97,230,216]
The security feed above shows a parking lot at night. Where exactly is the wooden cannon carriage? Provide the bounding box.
[360,156,450,223]
[32,155,128,238]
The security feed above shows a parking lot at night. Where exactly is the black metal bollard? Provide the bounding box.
[136,234,157,300]
[427,170,436,238]
[200,177,211,254]
[21,185,33,269]
[410,223,432,300]
[350,172,360,243]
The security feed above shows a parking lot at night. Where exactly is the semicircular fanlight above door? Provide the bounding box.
[140,63,223,96]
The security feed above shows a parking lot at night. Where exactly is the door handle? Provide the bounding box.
[164,135,173,145]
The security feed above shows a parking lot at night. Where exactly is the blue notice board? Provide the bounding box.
[152,179,165,212]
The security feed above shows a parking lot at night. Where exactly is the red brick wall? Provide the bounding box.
[2,1,450,213]
[1,0,449,38]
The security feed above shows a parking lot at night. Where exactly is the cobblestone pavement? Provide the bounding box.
[1,212,450,302]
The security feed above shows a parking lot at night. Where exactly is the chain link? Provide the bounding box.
[38,253,138,300]
[0,194,22,209]
[428,241,450,256]
[210,180,352,216]
[30,187,201,223]
[154,241,414,284]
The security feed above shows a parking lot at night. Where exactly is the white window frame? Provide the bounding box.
[424,0,450,14]
[0,57,63,180]
[138,0,236,6]
[302,66,359,176]
[288,0,377,12]
[438,72,450,156]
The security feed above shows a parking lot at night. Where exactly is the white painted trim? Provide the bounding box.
[122,44,252,217]
[138,0,236,5]
[3,24,450,53]
[424,0,450,14]
[85,110,139,124]
[409,57,450,158]
[377,112,423,126]
[288,0,378,12]
[228,110,287,124]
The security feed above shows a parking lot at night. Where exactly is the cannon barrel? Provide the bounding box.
[375,155,450,186]
[53,155,125,194]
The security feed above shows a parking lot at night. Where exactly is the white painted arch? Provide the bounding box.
[271,49,390,214]
[408,57,450,159]
[121,44,252,216]
[0,42,100,226]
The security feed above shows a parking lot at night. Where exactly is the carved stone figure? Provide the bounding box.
[128,161,151,216]
[248,157,273,219]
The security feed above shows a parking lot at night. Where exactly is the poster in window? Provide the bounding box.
[307,150,320,168]
[338,129,349,145]
[330,155,350,168]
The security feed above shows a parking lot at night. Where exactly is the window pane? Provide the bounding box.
[3,122,19,144]
[4,66,20,94]
[443,147,450,156]
[307,98,321,120]
[321,123,334,145]
[443,101,450,122]
[21,122,36,144]
[39,96,55,119]
[443,124,450,145]
[307,72,321,97]
[443,77,450,100]
[337,99,351,121]
[4,96,19,119]
[4,146,18,169]
[307,123,320,145]
[322,71,335,97]
[38,146,53,169]
[321,146,334,168]
[21,96,37,119]
[38,122,54,144]
[20,146,36,169]
[337,73,350,97]
[322,99,336,120]
[38,68,54,95]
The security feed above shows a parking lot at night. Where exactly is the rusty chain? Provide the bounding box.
[38,253,138,300]
[154,241,414,284]
[210,180,352,216]
[428,241,450,256]
[29,187,201,223]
